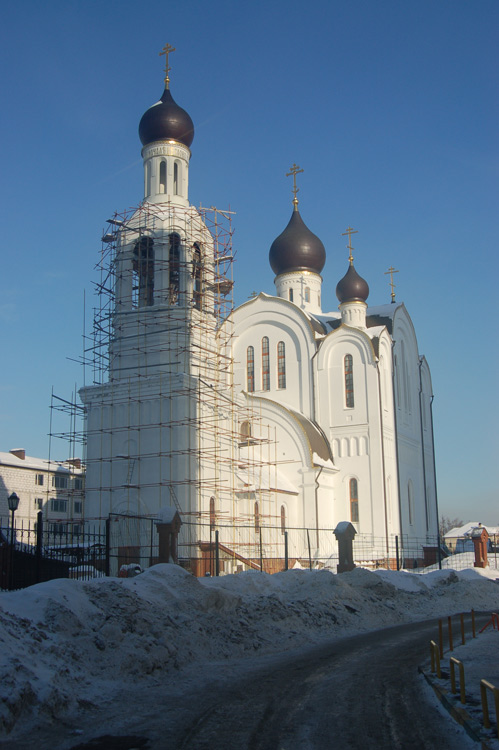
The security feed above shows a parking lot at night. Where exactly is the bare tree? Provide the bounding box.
[439,516,466,538]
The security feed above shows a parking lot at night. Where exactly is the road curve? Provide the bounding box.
[170,617,477,750]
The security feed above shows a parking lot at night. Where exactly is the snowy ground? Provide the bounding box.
[1,564,499,746]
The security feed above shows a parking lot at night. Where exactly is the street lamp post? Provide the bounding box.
[7,492,19,590]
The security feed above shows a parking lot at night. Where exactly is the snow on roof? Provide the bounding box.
[443,522,499,538]
[0,451,83,474]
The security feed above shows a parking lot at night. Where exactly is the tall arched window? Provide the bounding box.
[305,286,310,302]
[350,478,359,523]
[145,161,151,196]
[174,161,179,195]
[344,354,354,408]
[277,341,286,389]
[159,161,167,194]
[192,243,203,309]
[408,480,414,526]
[132,236,154,307]
[209,496,215,529]
[247,346,255,392]
[169,233,180,304]
[254,501,260,532]
[262,337,270,390]
[280,505,286,535]
[289,289,294,302]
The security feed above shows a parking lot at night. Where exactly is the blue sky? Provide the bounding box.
[1,0,497,524]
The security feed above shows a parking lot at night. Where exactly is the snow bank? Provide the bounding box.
[1,564,498,736]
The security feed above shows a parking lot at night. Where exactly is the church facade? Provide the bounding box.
[80,51,438,573]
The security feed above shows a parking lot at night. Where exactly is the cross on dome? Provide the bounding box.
[342,226,358,265]
[384,266,399,303]
[286,163,304,210]
[159,43,176,89]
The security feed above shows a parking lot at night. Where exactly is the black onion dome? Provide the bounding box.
[269,210,326,276]
[336,263,369,303]
[139,88,194,148]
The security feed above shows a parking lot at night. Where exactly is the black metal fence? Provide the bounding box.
[1,513,497,590]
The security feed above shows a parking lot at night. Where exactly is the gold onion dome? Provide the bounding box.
[269,209,326,276]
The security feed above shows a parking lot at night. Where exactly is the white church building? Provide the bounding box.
[80,49,438,574]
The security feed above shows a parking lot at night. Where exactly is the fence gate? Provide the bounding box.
[107,513,159,576]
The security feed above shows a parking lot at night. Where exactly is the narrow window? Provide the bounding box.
[74,501,82,514]
[305,287,310,302]
[254,501,260,532]
[169,233,180,304]
[35,474,44,486]
[289,288,294,302]
[277,341,286,389]
[174,161,179,195]
[350,478,359,523]
[246,346,255,392]
[145,161,151,196]
[240,421,251,441]
[159,160,166,194]
[192,243,203,309]
[262,337,270,391]
[344,354,354,408]
[209,496,215,529]
[133,236,154,307]
[34,498,43,510]
[280,505,286,535]
[408,481,414,525]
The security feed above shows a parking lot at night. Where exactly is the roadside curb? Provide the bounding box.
[419,666,492,748]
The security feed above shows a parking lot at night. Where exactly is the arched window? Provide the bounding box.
[262,337,270,390]
[344,354,354,408]
[305,286,310,302]
[246,346,255,392]
[277,341,286,389]
[132,236,154,307]
[192,243,203,309]
[169,233,180,304]
[254,501,260,532]
[209,496,215,529]
[350,478,359,523]
[240,421,251,440]
[159,161,167,194]
[174,161,179,195]
[289,289,294,302]
[280,505,286,535]
[145,161,151,196]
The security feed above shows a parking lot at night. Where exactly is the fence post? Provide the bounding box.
[307,528,312,570]
[36,510,43,583]
[395,535,400,571]
[259,527,263,572]
[284,530,288,571]
[215,530,220,577]
[105,518,111,577]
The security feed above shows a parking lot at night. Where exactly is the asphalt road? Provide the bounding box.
[163,617,477,750]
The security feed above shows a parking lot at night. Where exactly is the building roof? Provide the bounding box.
[0,451,83,474]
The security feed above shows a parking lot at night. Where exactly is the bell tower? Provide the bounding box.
[80,47,229,539]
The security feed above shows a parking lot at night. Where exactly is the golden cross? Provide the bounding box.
[384,266,399,303]
[342,226,358,264]
[159,43,176,88]
[286,163,304,209]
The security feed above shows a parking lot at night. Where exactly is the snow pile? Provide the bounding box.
[1,564,499,736]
